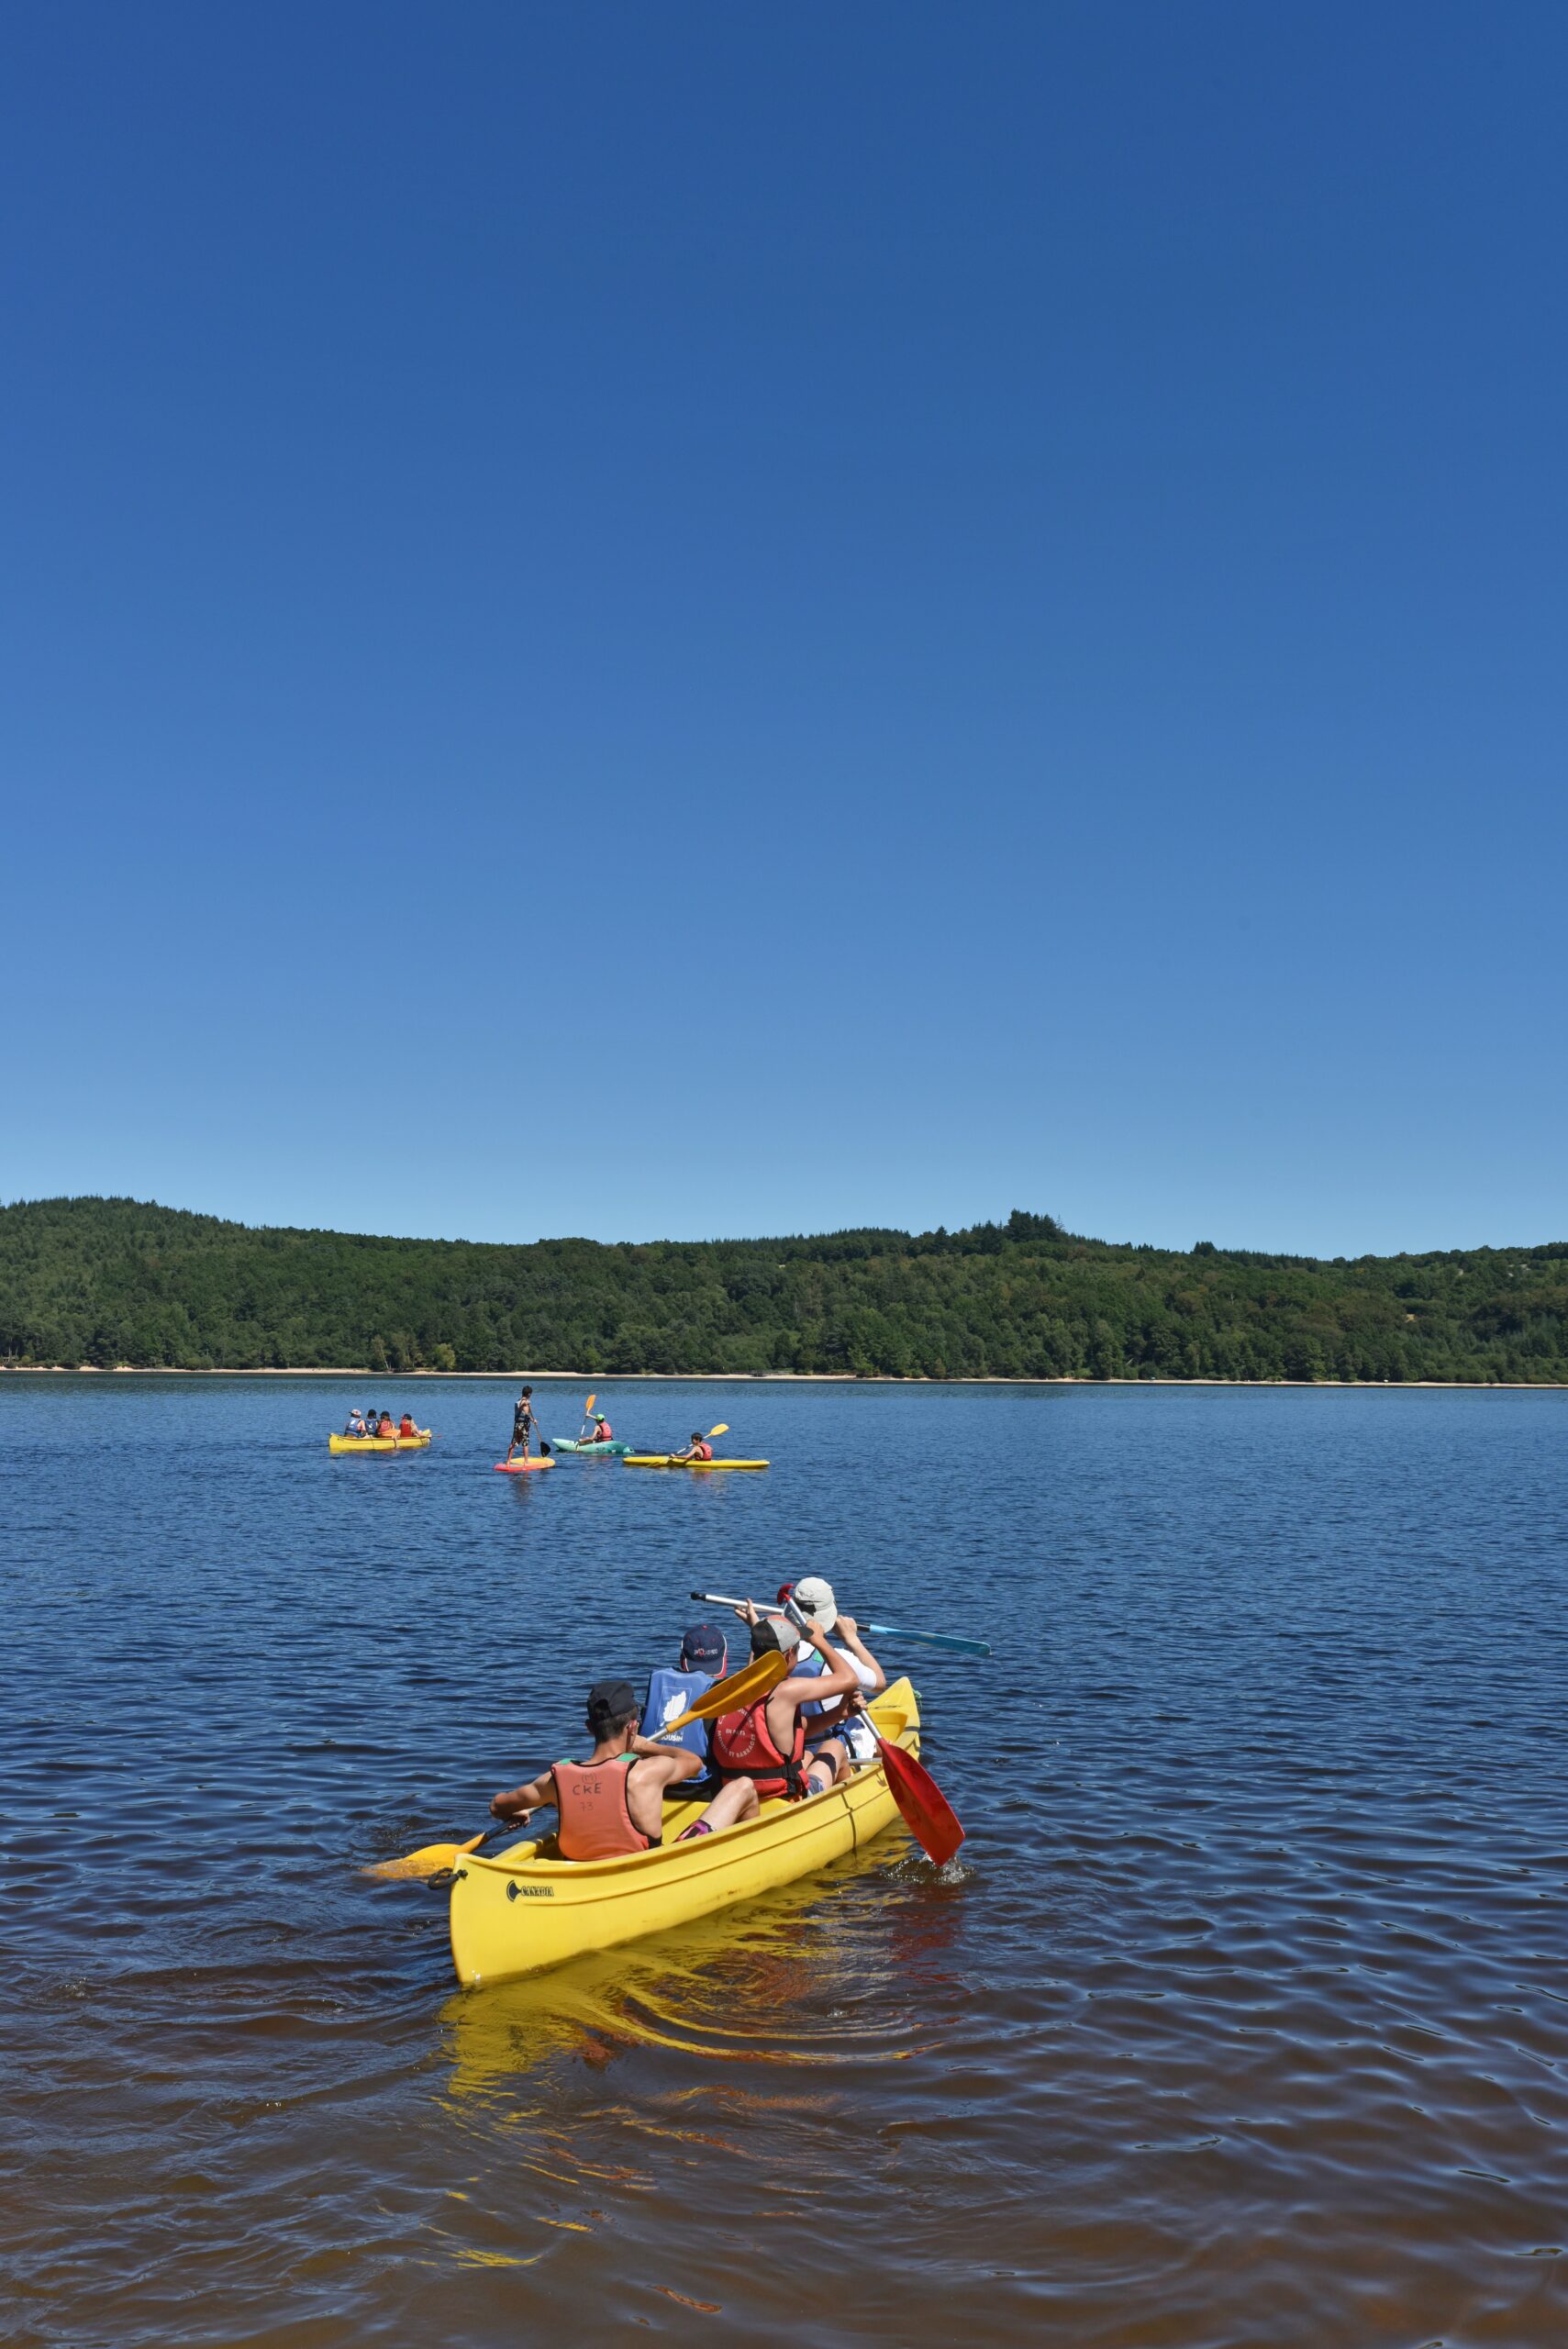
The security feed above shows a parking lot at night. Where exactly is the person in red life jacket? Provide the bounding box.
[376,1411,396,1439]
[712,1602,862,1800]
[586,1412,614,1446]
[672,1431,714,1463]
[487,1678,759,1859]
[397,1412,417,1439]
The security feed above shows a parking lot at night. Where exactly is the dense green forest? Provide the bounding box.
[1,1197,1565,1383]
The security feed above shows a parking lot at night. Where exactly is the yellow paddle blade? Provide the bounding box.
[363,1827,488,1883]
[706,1421,729,1438]
[660,1648,788,1737]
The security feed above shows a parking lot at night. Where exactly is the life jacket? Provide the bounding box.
[692,1441,713,1461]
[398,1419,416,1437]
[552,1753,656,1860]
[712,1695,807,1800]
[594,1421,612,1442]
[644,1665,714,1761]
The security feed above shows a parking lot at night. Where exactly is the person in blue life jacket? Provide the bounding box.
[345,1408,370,1438]
[644,1622,729,1765]
[776,1575,885,1785]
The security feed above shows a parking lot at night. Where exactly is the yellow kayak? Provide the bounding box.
[621,1454,770,1471]
[328,1430,431,1453]
[449,1677,919,1986]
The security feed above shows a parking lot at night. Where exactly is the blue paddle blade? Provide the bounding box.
[864,1621,991,1658]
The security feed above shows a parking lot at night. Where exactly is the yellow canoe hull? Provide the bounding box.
[449,1677,920,1987]
[621,1454,770,1470]
[328,1431,431,1453]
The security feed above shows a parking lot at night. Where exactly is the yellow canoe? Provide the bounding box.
[621,1454,770,1470]
[449,1676,919,1986]
[328,1430,431,1453]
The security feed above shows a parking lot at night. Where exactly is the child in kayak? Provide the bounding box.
[672,1431,714,1462]
[506,1386,536,1464]
[586,1411,614,1445]
[713,1602,862,1799]
[488,1679,759,1858]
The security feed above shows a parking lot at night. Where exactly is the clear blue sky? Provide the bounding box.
[5,3,1564,1256]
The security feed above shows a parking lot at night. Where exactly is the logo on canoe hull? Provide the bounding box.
[506,1882,555,1900]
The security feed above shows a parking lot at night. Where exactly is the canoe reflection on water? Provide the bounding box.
[438,1842,972,2094]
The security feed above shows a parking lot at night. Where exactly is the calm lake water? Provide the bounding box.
[3,1375,1566,2347]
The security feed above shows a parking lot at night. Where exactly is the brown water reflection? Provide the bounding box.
[4,1377,1568,2345]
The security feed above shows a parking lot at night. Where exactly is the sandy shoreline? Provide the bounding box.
[2,1366,1562,1391]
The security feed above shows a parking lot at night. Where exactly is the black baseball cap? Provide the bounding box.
[585,1678,638,1730]
[680,1622,728,1672]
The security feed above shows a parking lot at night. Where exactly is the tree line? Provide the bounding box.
[1,1197,1565,1383]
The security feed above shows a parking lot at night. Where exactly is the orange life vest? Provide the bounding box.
[552,1754,657,1860]
[712,1695,807,1800]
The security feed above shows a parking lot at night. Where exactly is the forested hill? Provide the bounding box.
[2,1197,1566,1383]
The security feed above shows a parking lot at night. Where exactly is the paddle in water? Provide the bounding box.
[777,1598,966,1868]
[363,1649,789,1881]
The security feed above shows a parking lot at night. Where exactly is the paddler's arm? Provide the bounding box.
[778,1618,859,1705]
[490,1765,557,1824]
[628,1732,702,1778]
[832,1616,886,1696]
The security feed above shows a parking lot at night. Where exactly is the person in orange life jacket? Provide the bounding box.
[644,1623,728,1764]
[671,1431,714,1462]
[776,1576,885,1784]
[585,1411,614,1445]
[376,1411,396,1438]
[397,1412,417,1439]
[506,1386,536,1464]
[712,1602,862,1799]
[488,1679,759,1859]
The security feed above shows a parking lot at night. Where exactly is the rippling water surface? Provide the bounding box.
[3,1375,1566,2345]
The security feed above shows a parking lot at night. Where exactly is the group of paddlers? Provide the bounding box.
[345,1408,419,1442]
[488,1578,884,1858]
[503,1384,712,1464]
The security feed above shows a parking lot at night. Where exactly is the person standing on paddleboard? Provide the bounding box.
[506,1386,537,1464]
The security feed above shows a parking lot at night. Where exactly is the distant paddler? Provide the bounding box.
[505,1385,538,1465]
[670,1429,715,1464]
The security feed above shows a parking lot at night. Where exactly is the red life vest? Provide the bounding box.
[594,1420,612,1441]
[551,1754,657,1860]
[712,1695,807,1800]
[693,1441,713,1461]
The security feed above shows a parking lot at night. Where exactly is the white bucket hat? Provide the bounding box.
[791,1575,838,1634]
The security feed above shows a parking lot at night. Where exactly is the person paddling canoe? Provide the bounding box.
[713,1602,862,1798]
[778,1575,886,1784]
[671,1431,714,1463]
[506,1386,537,1464]
[489,1678,759,1855]
[583,1411,614,1446]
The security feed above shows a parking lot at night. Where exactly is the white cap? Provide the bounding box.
[792,1575,838,1634]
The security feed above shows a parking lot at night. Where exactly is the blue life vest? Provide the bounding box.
[643,1665,715,1760]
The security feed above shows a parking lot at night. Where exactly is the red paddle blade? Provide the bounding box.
[875,1733,964,1866]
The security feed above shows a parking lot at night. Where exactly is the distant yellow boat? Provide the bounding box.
[449,1677,920,1987]
[621,1454,770,1471]
[328,1430,431,1453]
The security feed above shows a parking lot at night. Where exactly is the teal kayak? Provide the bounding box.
[549,1437,634,1456]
